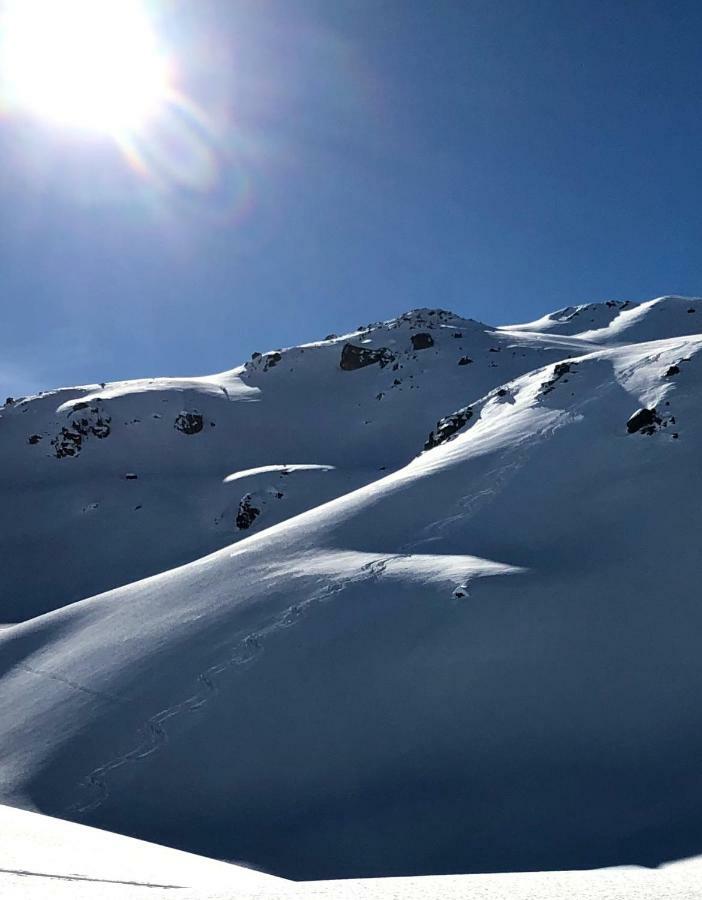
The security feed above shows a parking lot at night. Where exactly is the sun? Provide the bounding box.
[0,0,171,135]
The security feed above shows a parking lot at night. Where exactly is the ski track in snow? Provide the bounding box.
[66,371,621,815]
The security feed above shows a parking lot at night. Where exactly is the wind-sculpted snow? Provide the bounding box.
[2,300,702,885]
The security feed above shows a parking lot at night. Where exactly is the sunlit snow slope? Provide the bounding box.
[1,296,702,882]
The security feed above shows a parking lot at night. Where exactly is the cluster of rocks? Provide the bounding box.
[236,494,261,530]
[51,403,112,459]
[424,406,473,451]
[248,350,283,372]
[340,343,396,371]
[626,406,678,438]
[626,407,662,435]
[540,361,576,396]
[174,412,204,435]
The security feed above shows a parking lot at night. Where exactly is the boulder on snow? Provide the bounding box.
[236,494,260,530]
[626,407,661,435]
[263,352,282,371]
[174,412,204,435]
[458,356,473,366]
[424,406,473,450]
[340,343,395,371]
[27,434,42,445]
[411,332,434,350]
[541,361,575,395]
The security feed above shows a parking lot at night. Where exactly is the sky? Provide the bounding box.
[1,0,702,396]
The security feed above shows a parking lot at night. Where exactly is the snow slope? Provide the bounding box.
[2,297,702,883]
[4,803,702,899]
[1,308,591,621]
[0,802,282,899]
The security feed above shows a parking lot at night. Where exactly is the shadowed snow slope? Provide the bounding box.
[2,298,702,883]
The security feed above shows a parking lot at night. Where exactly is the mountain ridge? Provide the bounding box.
[1,295,702,879]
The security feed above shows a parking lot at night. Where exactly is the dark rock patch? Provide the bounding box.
[664,365,680,377]
[458,356,473,366]
[340,343,395,371]
[411,332,434,350]
[174,412,204,435]
[263,352,282,370]
[424,406,473,451]
[236,494,260,530]
[541,362,575,395]
[27,434,42,445]
[627,407,662,435]
[125,473,139,480]
[51,406,112,458]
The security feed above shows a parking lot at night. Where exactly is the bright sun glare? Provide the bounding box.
[1,0,170,135]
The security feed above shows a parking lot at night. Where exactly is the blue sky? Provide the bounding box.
[2,0,702,396]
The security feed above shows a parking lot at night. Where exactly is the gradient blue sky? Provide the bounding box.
[2,0,702,396]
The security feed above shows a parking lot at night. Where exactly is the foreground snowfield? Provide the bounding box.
[2,297,702,891]
[4,805,702,899]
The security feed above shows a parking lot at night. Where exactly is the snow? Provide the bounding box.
[0,803,281,898]
[3,803,702,899]
[2,297,702,892]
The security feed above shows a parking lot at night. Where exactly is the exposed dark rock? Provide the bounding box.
[174,412,204,435]
[496,389,508,397]
[90,416,111,439]
[27,434,42,445]
[664,365,680,377]
[263,352,282,370]
[424,406,473,450]
[458,356,473,366]
[340,343,395,371]
[5,397,14,406]
[541,362,575,395]
[324,333,338,341]
[688,308,696,313]
[627,407,661,435]
[236,494,260,530]
[488,347,501,353]
[125,473,138,480]
[51,407,112,458]
[453,332,463,338]
[52,428,83,458]
[72,401,90,411]
[251,352,262,361]
[411,332,434,350]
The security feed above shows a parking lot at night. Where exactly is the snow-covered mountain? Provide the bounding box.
[1,307,585,621]
[2,296,702,882]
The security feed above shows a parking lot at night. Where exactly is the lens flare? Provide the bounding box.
[0,0,170,135]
